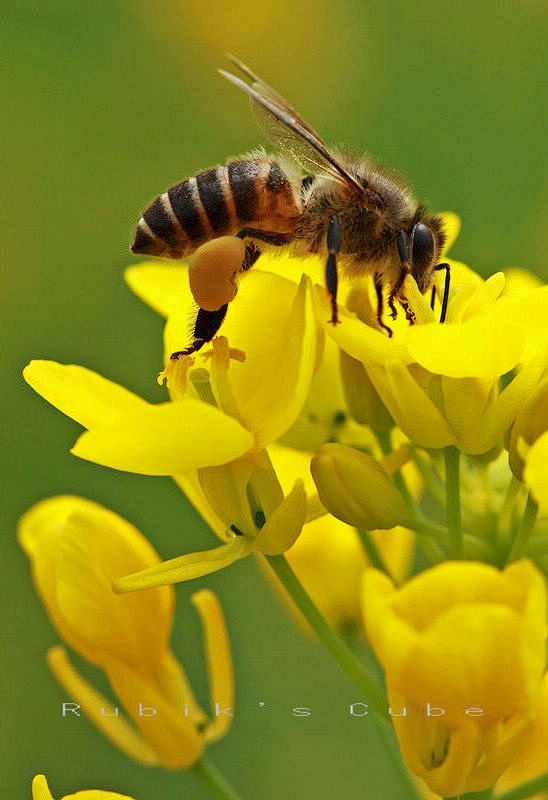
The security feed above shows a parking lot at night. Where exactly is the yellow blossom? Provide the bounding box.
[23,267,321,590]
[362,559,547,797]
[314,251,548,454]
[18,496,233,769]
[32,774,135,800]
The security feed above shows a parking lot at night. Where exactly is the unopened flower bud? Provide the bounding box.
[311,443,405,530]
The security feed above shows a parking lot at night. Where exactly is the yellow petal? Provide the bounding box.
[524,431,548,510]
[235,273,318,447]
[113,537,253,592]
[191,590,234,742]
[463,348,548,455]
[313,285,413,365]
[198,460,256,537]
[496,673,548,794]
[106,658,205,769]
[438,211,461,255]
[406,317,525,378]
[124,261,190,317]
[367,362,457,449]
[47,646,158,766]
[19,496,174,672]
[254,480,307,554]
[71,399,254,474]
[33,777,135,800]
[173,472,227,539]
[23,361,146,429]
[32,775,54,800]
[64,793,137,800]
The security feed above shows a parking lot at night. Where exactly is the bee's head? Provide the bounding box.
[409,216,446,294]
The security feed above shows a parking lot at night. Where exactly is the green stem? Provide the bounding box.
[444,790,493,800]
[191,756,244,800]
[496,771,548,800]
[403,514,493,561]
[444,446,463,559]
[408,445,446,507]
[265,554,388,718]
[265,553,421,799]
[507,493,539,563]
[356,528,391,577]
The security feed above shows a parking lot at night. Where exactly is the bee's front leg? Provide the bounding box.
[388,230,412,319]
[326,214,341,325]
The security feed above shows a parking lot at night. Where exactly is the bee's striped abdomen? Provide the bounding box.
[131,158,300,260]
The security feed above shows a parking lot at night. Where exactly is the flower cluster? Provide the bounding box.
[20,216,548,799]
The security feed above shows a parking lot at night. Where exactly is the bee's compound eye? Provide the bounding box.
[410,223,435,273]
[189,236,245,311]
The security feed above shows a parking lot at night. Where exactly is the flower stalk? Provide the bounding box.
[191,757,244,800]
[444,446,463,558]
[265,554,388,717]
[507,493,538,563]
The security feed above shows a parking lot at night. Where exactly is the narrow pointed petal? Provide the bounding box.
[124,262,190,317]
[71,399,254,474]
[255,480,307,554]
[23,361,146,429]
[192,590,234,742]
[47,646,158,766]
[113,538,253,593]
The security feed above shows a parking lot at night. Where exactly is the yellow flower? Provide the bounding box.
[510,377,548,481]
[23,267,320,590]
[18,496,233,769]
[362,560,547,797]
[269,444,414,634]
[32,774,134,800]
[314,254,548,453]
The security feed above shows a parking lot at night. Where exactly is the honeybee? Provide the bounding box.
[131,56,450,358]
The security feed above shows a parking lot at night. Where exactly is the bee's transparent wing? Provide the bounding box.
[219,61,366,196]
[225,54,326,142]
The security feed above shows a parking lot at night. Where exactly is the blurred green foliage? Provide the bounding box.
[3,0,548,797]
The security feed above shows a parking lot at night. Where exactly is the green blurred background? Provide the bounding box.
[3,0,548,797]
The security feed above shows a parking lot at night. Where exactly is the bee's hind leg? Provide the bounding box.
[171,304,229,360]
[171,239,264,360]
[326,215,341,324]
